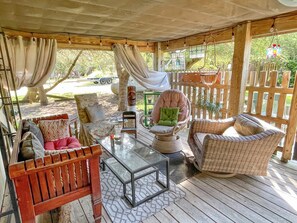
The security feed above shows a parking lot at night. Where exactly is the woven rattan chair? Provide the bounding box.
[188,114,285,177]
[141,89,191,153]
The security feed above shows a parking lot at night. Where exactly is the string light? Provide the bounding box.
[68,33,71,44]
[99,36,103,46]
[31,32,36,42]
[183,38,187,47]
[166,41,169,50]
[125,38,128,47]
[146,41,149,48]
[232,28,235,41]
[270,18,276,33]
[203,37,206,46]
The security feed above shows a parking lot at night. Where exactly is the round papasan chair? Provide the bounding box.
[142,89,191,153]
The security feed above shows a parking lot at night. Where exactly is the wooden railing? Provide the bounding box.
[170,71,231,120]
[170,69,297,161]
[244,69,297,161]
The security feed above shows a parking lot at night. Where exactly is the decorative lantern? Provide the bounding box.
[266,19,282,59]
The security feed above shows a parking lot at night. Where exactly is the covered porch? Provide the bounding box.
[2,124,297,223]
[1,0,297,222]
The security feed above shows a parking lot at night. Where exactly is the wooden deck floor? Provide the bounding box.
[2,127,297,223]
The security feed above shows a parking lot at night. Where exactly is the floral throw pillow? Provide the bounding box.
[38,119,70,142]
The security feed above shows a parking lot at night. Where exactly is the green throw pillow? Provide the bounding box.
[158,107,179,126]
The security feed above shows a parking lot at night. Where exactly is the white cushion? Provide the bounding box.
[85,104,105,123]
[222,126,242,137]
[150,125,174,134]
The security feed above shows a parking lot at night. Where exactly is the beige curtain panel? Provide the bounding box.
[0,35,57,90]
[112,44,170,91]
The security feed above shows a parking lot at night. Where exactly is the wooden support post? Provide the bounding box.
[153,42,163,71]
[228,22,252,116]
[282,71,297,162]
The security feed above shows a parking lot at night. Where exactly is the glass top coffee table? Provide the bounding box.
[97,133,170,207]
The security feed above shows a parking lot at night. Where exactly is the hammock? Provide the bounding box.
[112,44,170,91]
[196,35,221,86]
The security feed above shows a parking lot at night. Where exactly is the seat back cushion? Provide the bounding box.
[222,126,242,137]
[23,120,44,146]
[158,107,179,126]
[85,104,105,123]
[74,93,98,123]
[19,131,44,161]
[234,115,264,136]
[39,119,70,142]
[152,89,188,123]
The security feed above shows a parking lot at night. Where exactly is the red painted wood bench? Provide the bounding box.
[9,114,103,223]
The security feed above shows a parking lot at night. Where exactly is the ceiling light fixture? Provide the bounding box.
[278,0,297,7]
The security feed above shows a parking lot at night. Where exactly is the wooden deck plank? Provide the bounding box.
[214,178,297,222]
[200,177,287,223]
[247,175,297,199]
[175,198,215,223]
[164,203,197,223]
[142,216,160,223]
[181,179,252,223]
[237,174,297,200]
[178,184,233,223]
[228,177,297,215]
[189,176,270,223]
[153,209,178,223]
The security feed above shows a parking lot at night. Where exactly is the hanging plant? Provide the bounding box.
[196,94,222,116]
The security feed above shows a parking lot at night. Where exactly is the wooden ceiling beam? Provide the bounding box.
[2,29,154,52]
[161,11,297,51]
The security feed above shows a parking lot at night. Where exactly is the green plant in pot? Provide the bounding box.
[196,94,222,117]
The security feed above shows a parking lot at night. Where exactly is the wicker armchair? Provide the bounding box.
[188,114,285,176]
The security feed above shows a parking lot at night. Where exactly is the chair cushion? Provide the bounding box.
[39,119,70,142]
[193,133,208,148]
[20,132,44,161]
[150,125,174,134]
[152,89,188,123]
[44,137,81,150]
[85,104,105,123]
[23,120,44,146]
[234,115,264,136]
[158,107,179,126]
[222,126,242,137]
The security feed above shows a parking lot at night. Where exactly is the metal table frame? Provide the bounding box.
[99,136,170,207]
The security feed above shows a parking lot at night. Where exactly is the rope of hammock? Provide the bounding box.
[198,34,221,86]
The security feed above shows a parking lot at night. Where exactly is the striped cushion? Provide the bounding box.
[234,115,264,136]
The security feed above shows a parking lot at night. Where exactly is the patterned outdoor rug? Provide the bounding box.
[101,168,186,223]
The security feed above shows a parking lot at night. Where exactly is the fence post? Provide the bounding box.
[282,71,297,162]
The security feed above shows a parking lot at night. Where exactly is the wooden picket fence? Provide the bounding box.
[170,71,231,121]
[170,69,297,161]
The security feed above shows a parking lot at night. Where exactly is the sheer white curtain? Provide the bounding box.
[112,44,170,91]
[0,35,57,89]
